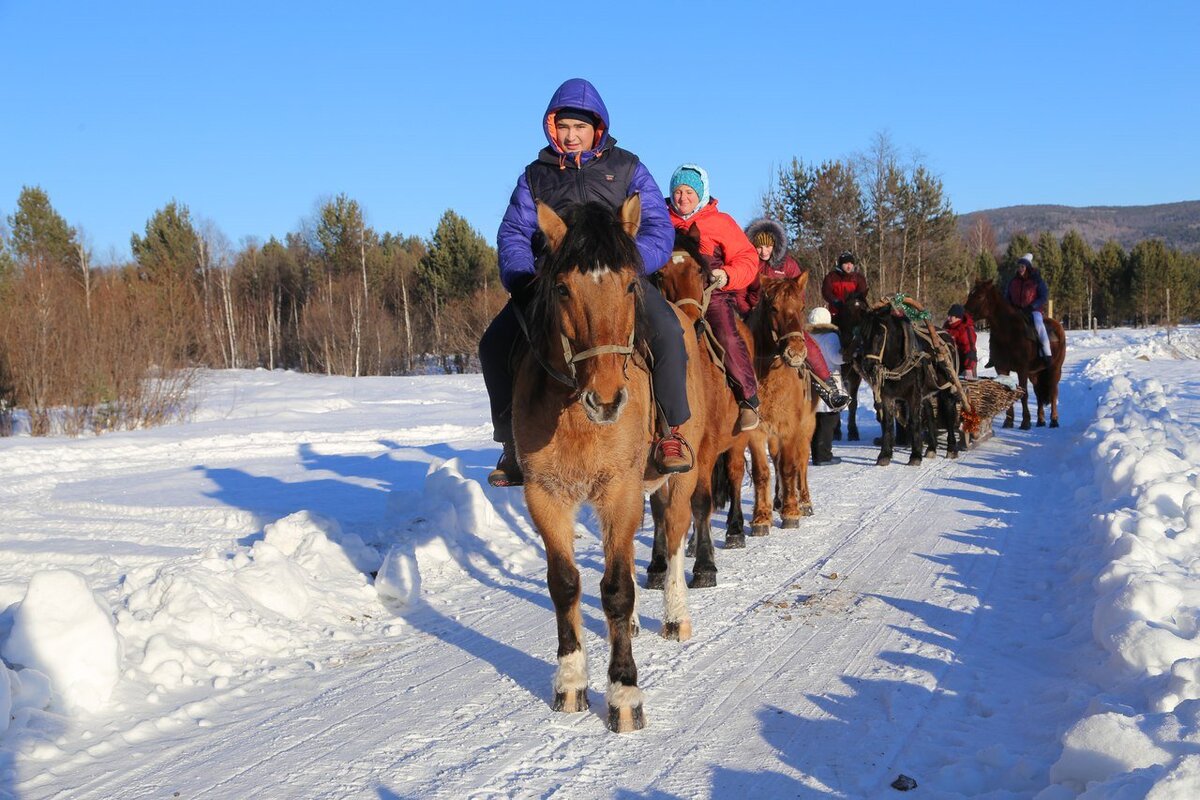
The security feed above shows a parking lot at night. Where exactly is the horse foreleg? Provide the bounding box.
[654,479,696,637]
[689,472,717,589]
[1050,370,1061,428]
[907,398,924,467]
[797,412,815,516]
[877,401,895,466]
[526,483,588,714]
[778,444,802,527]
[646,491,668,590]
[1001,370,1015,428]
[844,366,861,441]
[943,393,960,458]
[724,446,748,548]
[599,480,649,732]
[748,431,773,535]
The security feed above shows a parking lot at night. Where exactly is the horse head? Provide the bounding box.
[965,278,998,322]
[835,289,871,351]
[860,305,907,383]
[651,224,712,323]
[756,272,810,368]
[532,196,644,426]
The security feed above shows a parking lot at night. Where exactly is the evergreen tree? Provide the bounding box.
[1128,240,1170,325]
[1096,241,1129,325]
[976,251,999,282]
[131,201,201,284]
[7,186,79,271]
[1058,230,1091,328]
[1034,232,1063,314]
[418,210,497,302]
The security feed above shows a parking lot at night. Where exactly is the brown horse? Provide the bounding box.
[964,279,1065,429]
[646,227,752,590]
[746,274,819,531]
[511,197,704,732]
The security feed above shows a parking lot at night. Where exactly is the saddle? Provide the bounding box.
[1020,310,1059,345]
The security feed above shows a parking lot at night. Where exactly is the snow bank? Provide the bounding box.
[118,510,382,692]
[378,457,536,606]
[1045,329,1200,796]
[1,570,121,714]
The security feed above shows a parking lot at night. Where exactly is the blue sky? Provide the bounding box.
[1,1,1196,261]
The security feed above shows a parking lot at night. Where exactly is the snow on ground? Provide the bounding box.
[0,327,1198,798]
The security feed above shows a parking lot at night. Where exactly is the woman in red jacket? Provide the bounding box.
[667,164,761,431]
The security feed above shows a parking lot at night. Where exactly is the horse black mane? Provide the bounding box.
[528,201,650,349]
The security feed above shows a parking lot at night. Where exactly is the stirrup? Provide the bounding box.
[487,443,523,487]
[653,428,694,474]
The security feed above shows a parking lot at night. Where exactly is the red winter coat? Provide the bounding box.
[668,198,759,293]
[946,314,978,373]
[738,254,804,315]
[821,267,869,316]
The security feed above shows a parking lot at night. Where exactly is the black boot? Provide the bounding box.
[812,376,850,411]
[487,441,523,487]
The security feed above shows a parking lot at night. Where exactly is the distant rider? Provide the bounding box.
[1005,252,1051,366]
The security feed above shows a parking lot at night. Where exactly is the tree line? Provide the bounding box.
[761,133,1200,329]
[2,137,1198,434]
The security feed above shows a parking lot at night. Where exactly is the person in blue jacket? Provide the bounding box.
[1005,252,1052,366]
[479,78,693,487]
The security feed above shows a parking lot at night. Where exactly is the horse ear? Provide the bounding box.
[796,271,810,294]
[686,222,702,243]
[537,201,568,253]
[619,194,641,239]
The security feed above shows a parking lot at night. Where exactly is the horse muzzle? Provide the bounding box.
[581,387,629,425]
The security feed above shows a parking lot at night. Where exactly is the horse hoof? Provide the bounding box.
[645,571,665,591]
[689,571,717,589]
[948,450,959,460]
[925,448,937,458]
[553,688,590,713]
[781,516,801,529]
[661,619,692,641]
[799,503,814,517]
[876,456,891,466]
[1002,419,1014,429]
[750,523,770,537]
[1020,421,1031,431]
[1036,419,1046,428]
[1050,419,1060,429]
[724,533,746,549]
[607,702,646,733]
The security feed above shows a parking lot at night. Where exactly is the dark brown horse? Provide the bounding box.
[964,279,1065,429]
[647,228,753,589]
[746,274,819,531]
[511,197,704,732]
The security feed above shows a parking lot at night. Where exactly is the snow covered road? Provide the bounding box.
[3,329,1199,798]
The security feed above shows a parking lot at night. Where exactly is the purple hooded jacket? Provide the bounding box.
[496,78,674,291]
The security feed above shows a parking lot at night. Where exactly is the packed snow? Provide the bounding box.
[1,326,1198,798]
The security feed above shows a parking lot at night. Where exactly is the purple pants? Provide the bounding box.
[707,293,758,405]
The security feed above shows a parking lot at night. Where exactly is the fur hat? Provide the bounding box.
[948,303,966,319]
[744,218,788,266]
[1018,253,1034,267]
[668,164,710,218]
[837,251,856,268]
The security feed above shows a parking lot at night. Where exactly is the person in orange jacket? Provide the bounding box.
[666,164,761,432]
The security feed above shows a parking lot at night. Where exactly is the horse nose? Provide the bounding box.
[581,388,628,425]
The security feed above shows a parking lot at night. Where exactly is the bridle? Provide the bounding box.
[863,313,927,382]
[512,292,636,400]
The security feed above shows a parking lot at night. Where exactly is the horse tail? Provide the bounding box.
[711,451,731,510]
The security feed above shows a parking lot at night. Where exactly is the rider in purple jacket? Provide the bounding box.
[480,78,692,486]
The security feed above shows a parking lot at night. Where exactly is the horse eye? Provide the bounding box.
[556,284,570,298]
[627,281,636,294]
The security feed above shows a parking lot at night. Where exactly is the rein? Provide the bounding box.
[666,251,727,374]
[512,302,636,398]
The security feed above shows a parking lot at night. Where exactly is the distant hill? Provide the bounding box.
[958,200,1200,253]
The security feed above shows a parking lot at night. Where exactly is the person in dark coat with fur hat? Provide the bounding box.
[479,78,692,486]
[944,304,978,378]
[742,217,849,411]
